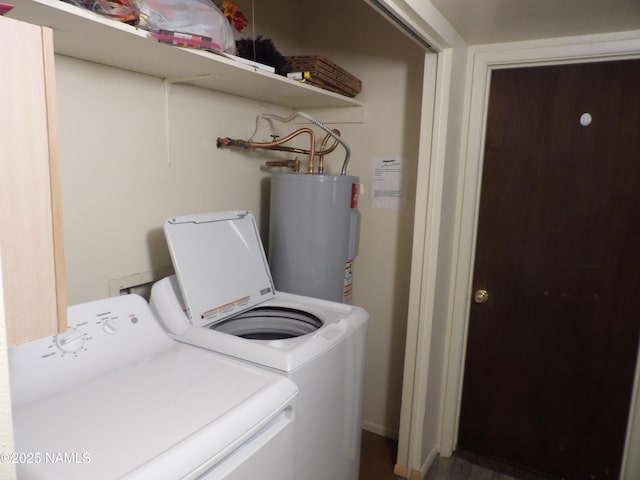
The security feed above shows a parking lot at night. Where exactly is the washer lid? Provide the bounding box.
[13,344,297,480]
[165,210,275,327]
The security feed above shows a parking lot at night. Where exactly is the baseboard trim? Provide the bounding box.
[390,464,423,480]
[362,420,399,440]
[418,445,439,479]
[392,444,439,479]
[394,463,409,478]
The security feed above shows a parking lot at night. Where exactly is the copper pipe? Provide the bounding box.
[216,128,355,175]
[317,129,340,174]
[217,139,338,167]
[221,128,316,173]
[261,111,351,175]
[251,144,337,157]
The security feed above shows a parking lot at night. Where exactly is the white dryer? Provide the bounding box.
[9,294,298,480]
[150,210,368,480]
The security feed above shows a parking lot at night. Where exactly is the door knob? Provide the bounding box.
[474,289,489,304]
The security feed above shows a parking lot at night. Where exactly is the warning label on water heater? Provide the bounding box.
[370,157,404,210]
[343,260,354,304]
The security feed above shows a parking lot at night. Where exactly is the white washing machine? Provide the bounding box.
[150,210,368,480]
[8,294,298,480]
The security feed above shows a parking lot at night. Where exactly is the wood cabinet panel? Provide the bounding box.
[0,15,66,346]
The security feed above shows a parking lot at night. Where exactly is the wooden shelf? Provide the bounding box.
[6,0,364,109]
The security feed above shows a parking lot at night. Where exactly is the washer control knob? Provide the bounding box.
[54,328,85,353]
[103,320,117,335]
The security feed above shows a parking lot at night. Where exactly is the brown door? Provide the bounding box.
[457,59,640,479]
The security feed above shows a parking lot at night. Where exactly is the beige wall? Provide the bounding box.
[56,55,289,303]
[55,0,424,436]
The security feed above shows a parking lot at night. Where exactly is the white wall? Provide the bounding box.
[55,0,424,437]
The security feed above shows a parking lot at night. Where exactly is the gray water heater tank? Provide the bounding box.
[268,173,361,303]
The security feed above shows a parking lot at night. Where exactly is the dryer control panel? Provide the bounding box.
[9,294,174,407]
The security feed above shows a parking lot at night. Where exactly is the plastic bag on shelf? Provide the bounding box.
[134,0,235,54]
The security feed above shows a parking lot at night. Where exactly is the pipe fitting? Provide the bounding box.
[217,137,247,148]
[265,159,301,173]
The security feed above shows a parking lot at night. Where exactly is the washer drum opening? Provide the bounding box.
[209,306,323,340]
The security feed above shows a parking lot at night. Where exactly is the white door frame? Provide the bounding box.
[440,31,640,479]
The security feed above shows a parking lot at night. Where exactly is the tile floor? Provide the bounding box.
[357,431,551,480]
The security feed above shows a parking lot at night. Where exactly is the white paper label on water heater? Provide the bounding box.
[370,157,404,210]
